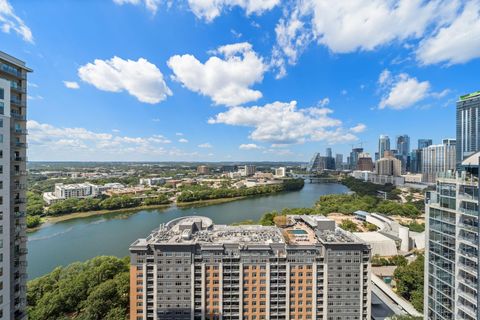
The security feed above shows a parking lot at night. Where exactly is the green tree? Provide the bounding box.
[394,254,424,312]
[27,256,129,320]
[339,219,358,232]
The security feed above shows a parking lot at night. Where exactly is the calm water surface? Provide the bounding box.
[27,183,348,279]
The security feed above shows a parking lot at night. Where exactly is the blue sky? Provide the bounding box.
[1,0,480,162]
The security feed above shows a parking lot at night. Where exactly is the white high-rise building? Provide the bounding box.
[422,139,456,183]
[0,51,31,319]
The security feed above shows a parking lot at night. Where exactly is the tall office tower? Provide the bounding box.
[396,135,410,156]
[378,135,390,159]
[422,139,456,183]
[307,152,321,172]
[244,165,256,176]
[357,152,374,171]
[335,153,343,170]
[425,152,480,320]
[396,135,410,172]
[418,139,433,149]
[408,149,423,173]
[0,52,30,320]
[349,147,364,170]
[325,147,332,158]
[130,215,372,320]
[457,91,480,168]
[376,151,402,176]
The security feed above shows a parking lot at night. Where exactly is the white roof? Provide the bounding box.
[462,152,480,166]
[353,232,398,256]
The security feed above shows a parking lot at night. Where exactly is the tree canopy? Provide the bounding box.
[27,256,130,320]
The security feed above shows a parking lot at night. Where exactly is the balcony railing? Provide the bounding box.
[12,142,27,148]
[0,63,24,78]
[14,129,28,135]
[10,98,25,107]
[11,112,26,121]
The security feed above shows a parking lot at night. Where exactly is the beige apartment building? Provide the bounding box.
[130,215,371,320]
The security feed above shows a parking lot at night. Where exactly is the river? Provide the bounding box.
[27,182,349,279]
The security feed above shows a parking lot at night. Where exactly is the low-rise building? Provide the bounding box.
[43,182,99,204]
[129,215,372,320]
[140,177,166,186]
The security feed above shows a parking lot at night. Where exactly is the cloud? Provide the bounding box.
[63,81,80,89]
[176,132,183,136]
[239,143,262,150]
[350,123,366,133]
[0,0,33,43]
[26,120,191,161]
[198,143,213,148]
[378,70,430,110]
[178,138,189,143]
[417,1,480,65]
[27,95,44,101]
[271,0,465,74]
[187,0,279,22]
[168,42,267,107]
[318,97,329,107]
[113,0,161,14]
[78,56,172,104]
[208,100,358,144]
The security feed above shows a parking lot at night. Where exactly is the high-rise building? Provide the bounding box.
[456,91,480,168]
[335,154,343,170]
[422,139,456,183]
[349,147,363,170]
[425,153,480,320]
[197,165,210,175]
[408,149,423,173]
[376,151,402,176]
[307,153,334,172]
[0,52,30,319]
[396,135,410,172]
[357,152,374,171]
[326,147,332,158]
[418,139,433,149]
[378,135,390,160]
[275,167,286,177]
[243,165,256,176]
[129,215,372,320]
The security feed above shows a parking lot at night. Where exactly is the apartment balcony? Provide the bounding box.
[12,141,27,148]
[0,63,24,79]
[13,184,26,191]
[14,128,28,135]
[13,198,26,204]
[12,156,27,162]
[10,98,26,107]
[11,112,26,121]
[10,84,25,94]
[13,170,27,176]
[459,208,479,218]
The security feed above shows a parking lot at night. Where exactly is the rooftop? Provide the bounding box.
[131,215,365,248]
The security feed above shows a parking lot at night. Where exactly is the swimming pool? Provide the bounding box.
[288,229,308,235]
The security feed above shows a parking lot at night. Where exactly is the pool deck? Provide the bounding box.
[283,221,317,244]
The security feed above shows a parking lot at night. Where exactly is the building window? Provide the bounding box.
[0,102,3,115]
[0,88,3,100]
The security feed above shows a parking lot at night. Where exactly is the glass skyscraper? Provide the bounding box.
[457,91,480,168]
[378,135,390,160]
[418,139,433,149]
[425,158,480,320]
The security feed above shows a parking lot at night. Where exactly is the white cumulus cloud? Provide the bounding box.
[378,71,430,110]
[63,81,80,89]
[417,1,480,65]
[208,100,358,144]
[178,138,189,143]
[350,123,366,133]
[113,0,162,14]
[187,0,279,22]
[168,42,267,106]
[78,56,172,104]
[26,120,191,161]
[198,143,213,148]
[239,143,262,150]
[0,0,33,43]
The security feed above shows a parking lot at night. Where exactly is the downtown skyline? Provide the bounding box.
[1,0,480,161]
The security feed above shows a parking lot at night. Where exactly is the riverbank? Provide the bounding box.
[27,196,249,232]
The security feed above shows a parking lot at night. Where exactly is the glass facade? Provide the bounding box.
[426,171,480,320]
